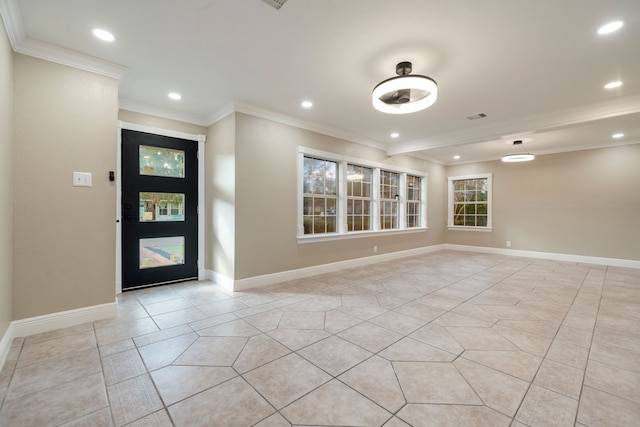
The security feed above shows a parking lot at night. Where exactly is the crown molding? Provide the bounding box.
[118,98,210,127]
[205,101,236,126]
[388,93,640,156]
[0,0,126,79]
[229,101,387,152]
[16,37,127,79]
[0,0,24,46]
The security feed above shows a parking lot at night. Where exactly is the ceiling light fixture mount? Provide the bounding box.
[502,140,535,162]
[372,61,438,114]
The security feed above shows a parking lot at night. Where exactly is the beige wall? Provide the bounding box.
[446,145,640,261]
[13,55,119,319]
[233,113,447,280]
[205,114,236,279]
[0,18,13,337]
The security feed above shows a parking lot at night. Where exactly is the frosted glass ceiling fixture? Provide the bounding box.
[372,62,438,114]
[502,140,535,162]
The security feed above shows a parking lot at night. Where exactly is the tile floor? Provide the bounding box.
[0,250,639,426]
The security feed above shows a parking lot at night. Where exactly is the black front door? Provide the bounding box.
[121,129,198,290]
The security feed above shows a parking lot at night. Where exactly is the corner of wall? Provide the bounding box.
[0,10,15,346]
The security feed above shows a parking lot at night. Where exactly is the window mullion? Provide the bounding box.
[338,161,347,233]
[421,176,427,228]
[372,168,380,231]
[399,173,407,229]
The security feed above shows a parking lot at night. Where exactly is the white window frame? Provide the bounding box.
[346,163,373,232]
[298,146,427,243]
[447,173,493,232]
[379,169,400,230]
[405,174,422,229]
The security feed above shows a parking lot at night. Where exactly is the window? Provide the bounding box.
[346,164,372,231]
[298,147,427,240]
[303,157,338,234]
[158,202,168,216]
[406,174,421,228]
[380,170,399,230]
[448,174,492,231]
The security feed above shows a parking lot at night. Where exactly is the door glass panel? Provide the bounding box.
[139,236,185,269]
[139,145,185,178]
[139,192,185,221]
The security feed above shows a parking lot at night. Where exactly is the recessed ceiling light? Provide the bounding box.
[390,132,400,138]
[612,133,624,138]
[168,92,182,100]
[92,28,115,42]
[604,81,623,89]
[301,100,313,109]
[598,21,624,35]
[453,155,461,160]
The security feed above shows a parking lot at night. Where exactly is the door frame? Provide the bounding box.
[116,121,206,294]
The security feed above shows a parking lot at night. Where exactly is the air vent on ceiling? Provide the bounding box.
[262,0,287,9]
[466,113,487,120]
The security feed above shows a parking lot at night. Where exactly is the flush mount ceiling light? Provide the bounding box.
[502,140,535,162]
[168,92,182,100]
[372,61,438,114]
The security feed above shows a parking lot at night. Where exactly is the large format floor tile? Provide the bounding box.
[0,251,638,425]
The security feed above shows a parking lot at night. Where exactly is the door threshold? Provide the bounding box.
[122,277,199,292]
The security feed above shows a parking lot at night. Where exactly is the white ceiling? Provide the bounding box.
[2,0,640,164]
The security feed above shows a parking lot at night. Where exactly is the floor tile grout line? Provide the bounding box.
[3,255,637,426]
[0,338,24,412]
[508,264,600,425]
[573,264,609,425]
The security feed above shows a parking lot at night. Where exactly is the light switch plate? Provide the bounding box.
[73,172,92,187]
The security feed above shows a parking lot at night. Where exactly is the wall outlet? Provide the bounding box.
[506,241,512,248]
[373,245,378,253]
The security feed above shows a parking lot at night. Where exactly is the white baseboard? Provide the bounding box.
[0,301,117,372]
[11,301,118,338]
[444,244,640,269]
[206,243,639,292]
[206,269,234,292]
[208,244,446,291]
[0,322,16,375]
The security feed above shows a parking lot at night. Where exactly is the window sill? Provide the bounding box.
[297,227,428,244]
[447,226,492,232]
